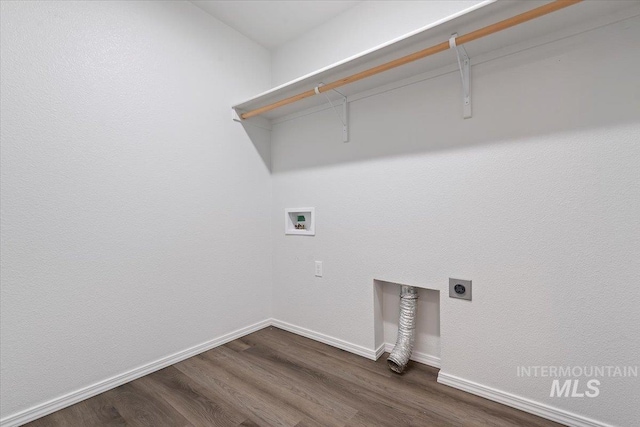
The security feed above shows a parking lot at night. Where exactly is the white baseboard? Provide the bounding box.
[375,343,386,359]
[270,319,379,360]
[0,319,272,427]
[437,372,614,427]
[383,343,441,369]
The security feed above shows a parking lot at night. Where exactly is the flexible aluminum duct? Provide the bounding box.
[387,285,418,374]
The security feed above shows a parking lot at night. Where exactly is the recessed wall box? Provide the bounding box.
[285,208,315,235]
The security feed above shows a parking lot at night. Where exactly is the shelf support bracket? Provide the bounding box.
[315,83,349,143]
[449,34,471,119]
[340,94,349,143]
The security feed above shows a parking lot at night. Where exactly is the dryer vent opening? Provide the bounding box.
[387,285,418,374]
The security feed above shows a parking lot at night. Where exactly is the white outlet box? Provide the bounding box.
[285,207,315,236]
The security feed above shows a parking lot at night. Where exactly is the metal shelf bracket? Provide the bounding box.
[449,34,471,119]
[315,83,349,143]
[341,95,349,143]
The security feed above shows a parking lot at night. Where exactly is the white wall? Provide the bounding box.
[270,12,640,427]
[0,0,271,420]
[271,0,487,85]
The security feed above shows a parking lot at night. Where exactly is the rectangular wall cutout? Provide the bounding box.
[374,280,441,367]
[285,207,315,235]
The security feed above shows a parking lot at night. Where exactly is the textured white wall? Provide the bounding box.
[270,15,640,427]
[271,0,487,85]
[0,0,271,419]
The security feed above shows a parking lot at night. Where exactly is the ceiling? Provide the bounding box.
[191,1,360,50]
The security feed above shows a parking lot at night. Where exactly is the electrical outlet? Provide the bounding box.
[449,278,471,300]
[315,261,323,277]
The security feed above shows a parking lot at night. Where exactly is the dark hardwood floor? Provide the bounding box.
[26,327,562,427]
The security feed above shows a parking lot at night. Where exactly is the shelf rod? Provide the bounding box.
[240,0,582,120]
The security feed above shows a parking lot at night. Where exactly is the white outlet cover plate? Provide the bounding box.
[315,261,323,277]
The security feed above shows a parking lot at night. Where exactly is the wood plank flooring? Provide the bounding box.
[26,327,562,427]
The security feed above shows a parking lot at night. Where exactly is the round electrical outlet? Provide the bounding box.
[454,284,466,294]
